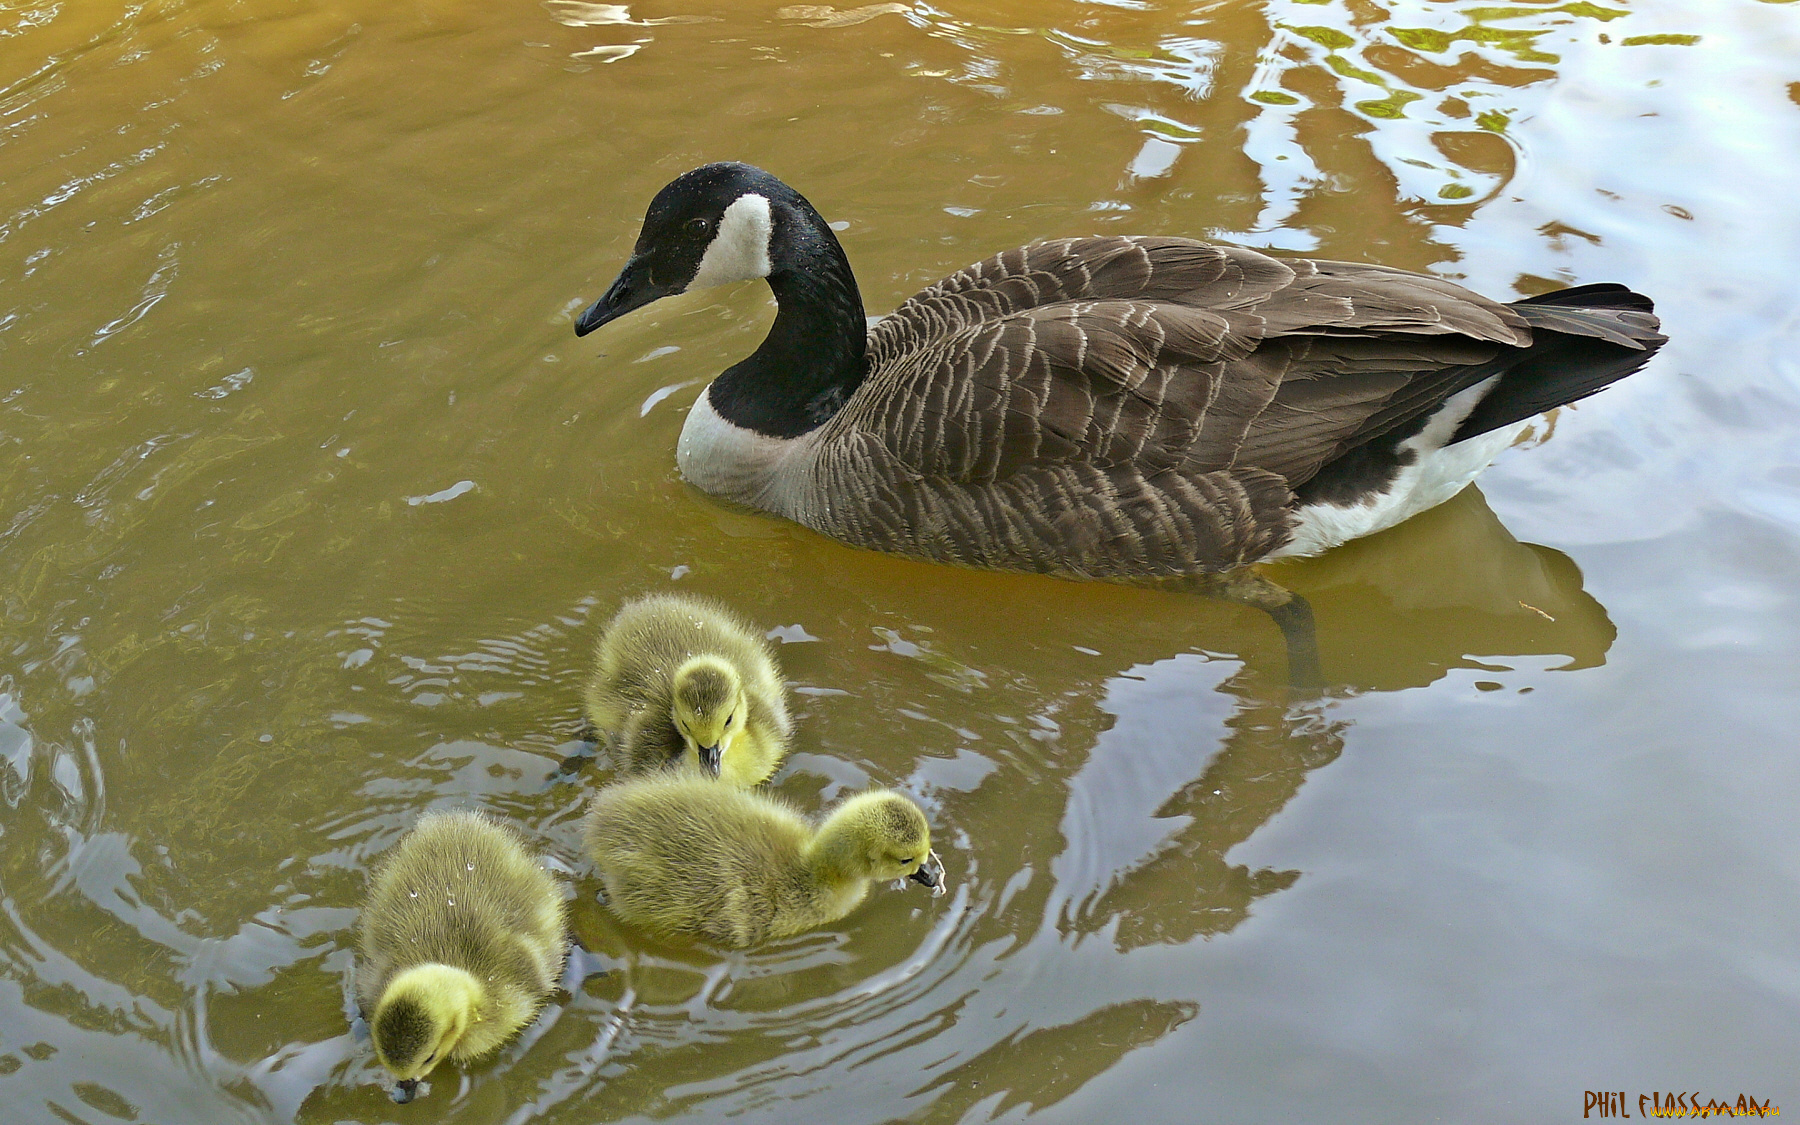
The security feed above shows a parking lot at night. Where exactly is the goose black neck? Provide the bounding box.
[707,198,867,440]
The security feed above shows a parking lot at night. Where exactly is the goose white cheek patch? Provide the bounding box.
[687,193,773,290]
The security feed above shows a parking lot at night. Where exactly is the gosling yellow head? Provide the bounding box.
[809,790,946,893]
[371,964,482,1103]
[669,654,746,777]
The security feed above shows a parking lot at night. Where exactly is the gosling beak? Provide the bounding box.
[391,1079,419,1104]
[574,253,677,336]
[908,850,947,897]
[697,743,723,776]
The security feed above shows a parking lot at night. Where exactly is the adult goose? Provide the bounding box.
[574,163,1663,682]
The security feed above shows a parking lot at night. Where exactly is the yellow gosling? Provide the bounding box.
[356,809,566,1103]
[583,593,792,787]
[582,774,946,948]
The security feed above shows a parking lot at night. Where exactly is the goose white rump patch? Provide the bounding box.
[688,194,773,290]
[1273,376,1527,558]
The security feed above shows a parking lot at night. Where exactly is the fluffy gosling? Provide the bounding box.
[582,774,946,948]
[356,809,565,1103]
[583,593,791,786]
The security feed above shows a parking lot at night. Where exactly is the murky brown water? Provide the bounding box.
[3,1,1798,1121]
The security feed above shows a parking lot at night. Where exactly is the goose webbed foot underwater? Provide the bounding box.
[1186,571,1324,692]
[575,163,1664,685]
[1266,595,1322,694]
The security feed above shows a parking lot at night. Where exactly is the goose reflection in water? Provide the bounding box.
[1035,483,1613,953]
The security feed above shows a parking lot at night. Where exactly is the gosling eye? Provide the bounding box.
[685,216,711,238]
[423,1052,437,1065]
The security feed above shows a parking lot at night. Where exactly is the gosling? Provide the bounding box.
[583,593,792,787]
[582,774,946,948]
[356,809,566,1103]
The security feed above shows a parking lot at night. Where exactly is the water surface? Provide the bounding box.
[2,1,1798,1121]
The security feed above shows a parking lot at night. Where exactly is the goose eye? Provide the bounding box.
[685,216,711,238]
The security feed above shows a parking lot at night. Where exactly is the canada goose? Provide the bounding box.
[582,593,792,786]
[356,809,566,1103]
[582,773,946,947]
[573,163,1665,680]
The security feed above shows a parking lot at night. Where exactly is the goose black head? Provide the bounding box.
[576,163,794,336]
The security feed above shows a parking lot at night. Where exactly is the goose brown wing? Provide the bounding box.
[826,237,1562,574]
[833,287,1302,572]
[867,236,1296,373]
[831,242,1287,572]
[868,239,1531,365]
[860,237,1531,488]
[857,300,1269,479]
[1226,331,1506,484]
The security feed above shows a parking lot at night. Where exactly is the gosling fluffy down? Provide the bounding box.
[583,593,792,787]
[356,809,566,1102]
[583,774,946,948]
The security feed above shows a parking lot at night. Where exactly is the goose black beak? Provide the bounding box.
[574,253,675,336]
[391,1079,419,1104]
[698,744,723,776]
[908,850,947,897]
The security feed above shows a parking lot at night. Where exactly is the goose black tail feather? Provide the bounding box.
[1449,286,1666,444]
[1515,282,1654,311]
